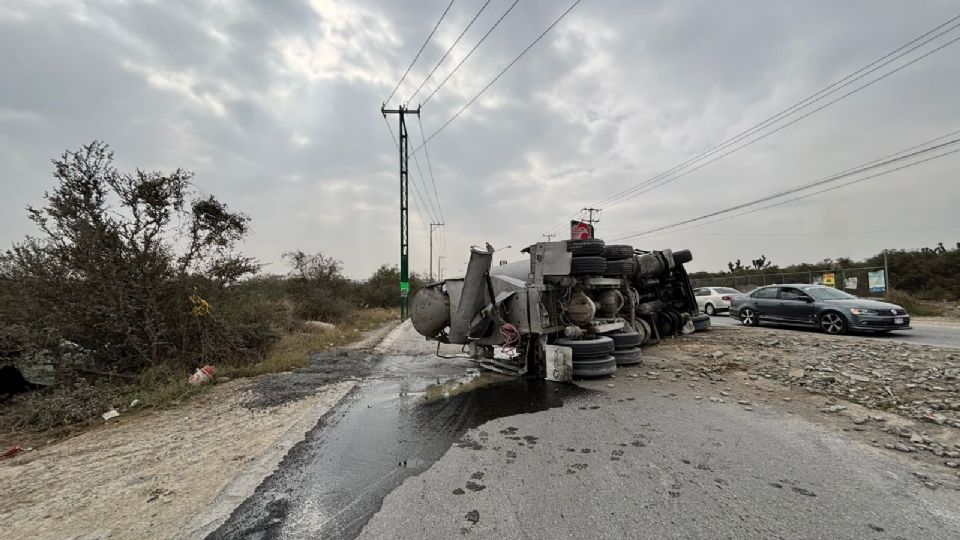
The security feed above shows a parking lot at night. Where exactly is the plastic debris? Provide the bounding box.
[1,446,23,459]
[188,365,217,385]
[102,409,120,421]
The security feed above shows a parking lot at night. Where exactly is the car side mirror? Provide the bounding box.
[802,297,814,303]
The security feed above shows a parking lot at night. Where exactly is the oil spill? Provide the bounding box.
[209,353,585,540]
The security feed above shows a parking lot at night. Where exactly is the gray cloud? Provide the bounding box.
[1,0,958,280]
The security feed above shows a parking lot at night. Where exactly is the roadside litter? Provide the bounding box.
[189,365,217,385]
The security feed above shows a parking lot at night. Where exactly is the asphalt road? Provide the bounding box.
[709,313,960,349]
[213,323,960,539]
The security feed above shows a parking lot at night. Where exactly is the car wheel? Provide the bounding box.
[704,303,715,316]
[820,312,847,335]
[739,307,759,326]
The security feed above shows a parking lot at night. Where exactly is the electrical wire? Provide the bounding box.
[415,0,584,152]
[420,0,521,107]
[592,13,960,208]
[656,224,960,238]
[540,12,960,234]
[603,32,960,210]
[408,0,495,104]
[417,115,446,226]
[610,134,960,241]
[384,0,457,106]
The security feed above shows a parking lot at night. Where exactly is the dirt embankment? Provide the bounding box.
[0,320,400,540]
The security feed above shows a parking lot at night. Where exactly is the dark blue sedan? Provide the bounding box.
[728,284,911,335]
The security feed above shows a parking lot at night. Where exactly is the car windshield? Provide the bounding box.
[803,286,857,300]
[715,288,740,294]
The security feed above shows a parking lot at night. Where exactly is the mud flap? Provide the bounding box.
[544,345,573,383]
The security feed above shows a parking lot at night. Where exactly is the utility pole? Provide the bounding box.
[581,207,602,224]
[883,250,891,298]
[381,103,420,320]
[543,233,556,241]
[429,222,443,281]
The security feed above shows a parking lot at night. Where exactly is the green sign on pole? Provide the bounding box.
[400,281,410,298]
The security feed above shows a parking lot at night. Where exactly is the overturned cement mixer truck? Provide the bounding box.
[410,238,710,382]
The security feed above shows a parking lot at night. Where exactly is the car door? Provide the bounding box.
[693,288,710,310]
[777,287,818,324]
[752,286,781,319]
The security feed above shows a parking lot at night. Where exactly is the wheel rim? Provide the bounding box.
[821,313,844,334]
[705,304,714,315]
[740,309,754,326]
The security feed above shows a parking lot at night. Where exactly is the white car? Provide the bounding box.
[694,287,744,316]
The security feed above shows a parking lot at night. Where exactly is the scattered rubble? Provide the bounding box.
[659,327,960,470]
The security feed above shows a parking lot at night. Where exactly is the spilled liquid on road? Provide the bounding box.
[209,354,585,540]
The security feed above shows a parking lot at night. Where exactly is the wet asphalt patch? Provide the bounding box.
[210,353,586,539]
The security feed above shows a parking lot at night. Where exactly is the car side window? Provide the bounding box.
[695,288,708,296]
[780,288,801,300]
[754,287,778,299]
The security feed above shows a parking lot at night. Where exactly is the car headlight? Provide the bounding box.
[849,308,878,315]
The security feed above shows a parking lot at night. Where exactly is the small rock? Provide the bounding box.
[606,384,614,388]
[744,406,754,411]
[852,417,868,425]
[720,391,730,397]
[129,399,140,408]
[737,400,751,406]
[945,461,959,468]
[102,410,120,421]
[783,397,792,402]
[712,351,726,359]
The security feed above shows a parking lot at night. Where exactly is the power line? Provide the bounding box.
[591,13,960,209]
[602,31,960,210]
[410,146,443,223]
[384,0,457,106]
[408,0,495,104]
[417,115,446,224]
[420,0,521,107]
[657,224,960,238]
[654,146,960,239]
[416,0,584,152]
[610,133,960,241]
[540,12,960,235]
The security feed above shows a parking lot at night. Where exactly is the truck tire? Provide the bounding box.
[570,256,607,275]
[566,239,605,256]
[608,330,642,350]
[673,249,693,264]
[611,347,642,366]
[602,244,634,260]
[603,259,633,276]
[636,319,654,345]
[555,336,615,358]
[692,314,711,332]
[572,356,617,378]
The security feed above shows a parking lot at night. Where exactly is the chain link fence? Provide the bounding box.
[691,266,888,297]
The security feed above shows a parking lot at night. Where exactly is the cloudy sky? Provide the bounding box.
[2,0,958,279]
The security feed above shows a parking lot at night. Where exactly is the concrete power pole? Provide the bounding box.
[581,207,602,224]
[381,104,420,320]
[429,222,443,281]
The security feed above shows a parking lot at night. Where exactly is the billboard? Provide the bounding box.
[868,270,886,293]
